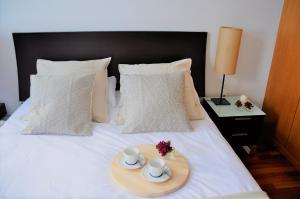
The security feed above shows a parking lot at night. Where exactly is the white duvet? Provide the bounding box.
[0,100,261,199]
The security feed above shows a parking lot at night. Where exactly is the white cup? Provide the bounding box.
[148,158,167,177]
[123,147,140,165]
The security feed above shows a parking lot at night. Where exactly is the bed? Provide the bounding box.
[0,32,264,198]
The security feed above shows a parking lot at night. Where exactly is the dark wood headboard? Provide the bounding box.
[13,31,207,101]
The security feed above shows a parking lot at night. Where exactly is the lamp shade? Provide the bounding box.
[215,26,243,75]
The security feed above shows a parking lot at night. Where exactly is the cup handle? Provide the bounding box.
[162,165,169,174]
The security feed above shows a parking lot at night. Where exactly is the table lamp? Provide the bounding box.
[211,26,243,105]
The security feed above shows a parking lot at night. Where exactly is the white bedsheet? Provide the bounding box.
[0,99,261,199]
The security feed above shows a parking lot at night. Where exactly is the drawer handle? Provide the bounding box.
[234,117,252,121]
[232,133,248,137]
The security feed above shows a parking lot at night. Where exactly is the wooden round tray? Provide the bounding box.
[111,144,190,197]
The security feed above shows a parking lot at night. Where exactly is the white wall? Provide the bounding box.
[0,0,283,114]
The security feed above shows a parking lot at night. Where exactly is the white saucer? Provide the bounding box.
[142,165,172,183]
[119,154,146,170]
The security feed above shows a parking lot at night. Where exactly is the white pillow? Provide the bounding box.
[37,58,111,122]
[119,58,204,120]
[119,72,191,133]
[24,74,95,136]
[22,75,117,122]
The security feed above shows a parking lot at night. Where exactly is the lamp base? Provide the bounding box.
[211,98,231,105]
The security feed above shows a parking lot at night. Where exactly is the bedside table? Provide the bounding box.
[0,103,7,128]
[0,103,7,120]
[202,96,265,149]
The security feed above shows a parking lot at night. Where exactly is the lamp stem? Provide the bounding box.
[219,74,226,104]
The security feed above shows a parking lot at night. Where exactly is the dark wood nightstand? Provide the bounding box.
[202,96,265,150]
[0,103,7,120]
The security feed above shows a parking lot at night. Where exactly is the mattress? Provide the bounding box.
[0,99,261,199]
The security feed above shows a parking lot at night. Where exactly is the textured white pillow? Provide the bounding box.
[24,74,95,136]
[37,58,111,122]
[119,58,204,120]
[120,72,191,133]
[22,74,117,123]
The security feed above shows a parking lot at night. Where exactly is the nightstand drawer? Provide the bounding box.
[221,116,264,132]
[227,129,258,145]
